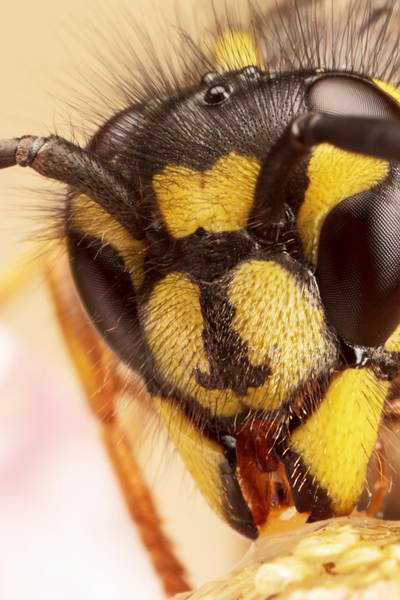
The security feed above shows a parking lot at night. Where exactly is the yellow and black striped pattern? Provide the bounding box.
[67,27,400,536]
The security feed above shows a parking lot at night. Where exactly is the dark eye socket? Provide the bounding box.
[308,74,400,119]
[67,230,145,370]
[204,84,231,105]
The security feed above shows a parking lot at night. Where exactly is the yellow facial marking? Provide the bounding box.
[152,152,261,238]
[142,272,246,417]
[384,322,400,352]
[228,261,334,411]
[297,147,389,265]
[71,195,145,287]
[373,79,400,104]
[212,30,260,71]
[289,369,389,514]
[154,397,232,525]
[143,271,209,379]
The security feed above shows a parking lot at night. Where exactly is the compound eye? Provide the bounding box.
[308,74,400,119]
[312,75,400,347]
[204,84,231,105]
[67,231,144,368]
[317,186,400,347]
[88,105,143,170]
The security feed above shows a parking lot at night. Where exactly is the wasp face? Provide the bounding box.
[62,59,400,537]
[3,1,400,542]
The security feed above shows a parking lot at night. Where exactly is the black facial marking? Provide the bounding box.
[196,282,271,396]
[275,442,334,521]
[218,433,258,539]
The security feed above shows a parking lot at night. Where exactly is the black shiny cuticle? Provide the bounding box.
[204,84,231,105]
[240,65,262,78]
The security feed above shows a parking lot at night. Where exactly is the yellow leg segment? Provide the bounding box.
[45,250,191,597]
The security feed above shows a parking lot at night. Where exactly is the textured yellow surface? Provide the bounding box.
[229,260,333,411]
[71,195,145,287]
[385,322,400,352]
[144,272,251,417]
[288,370,389,515]
[154,397,231,526]
[374,79,400,104]
[173,517,400,600]
[153,154,260,238]
[144,272,208,386]
[297,147,388,265]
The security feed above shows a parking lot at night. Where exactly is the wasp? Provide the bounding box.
[1,0,400,597]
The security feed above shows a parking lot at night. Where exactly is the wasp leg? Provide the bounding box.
[46,248,191,597]
[0,245,190,598]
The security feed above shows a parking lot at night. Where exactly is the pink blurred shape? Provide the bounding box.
[0,325,164,600]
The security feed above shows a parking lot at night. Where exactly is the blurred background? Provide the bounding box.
[0,1,251,598]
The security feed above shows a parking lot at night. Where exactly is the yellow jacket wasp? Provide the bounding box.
[1,0,400,597]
